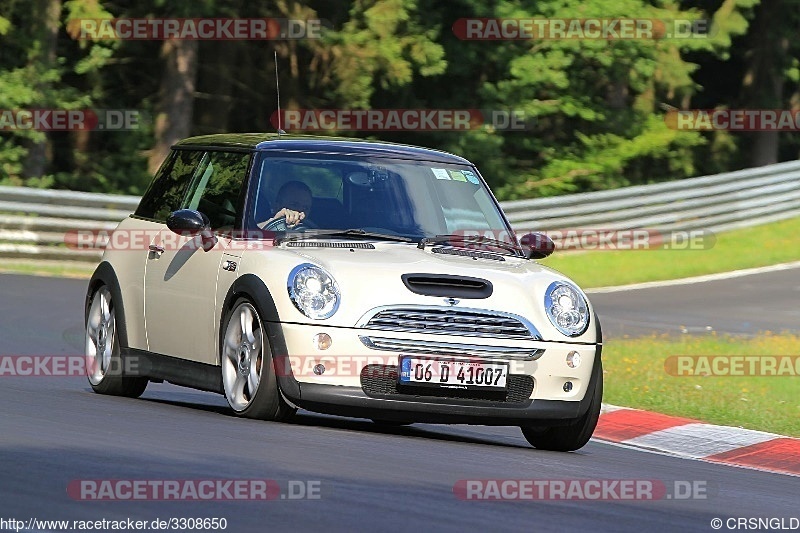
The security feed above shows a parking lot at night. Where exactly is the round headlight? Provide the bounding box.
[544,281,589,337]
[287,264,340,320]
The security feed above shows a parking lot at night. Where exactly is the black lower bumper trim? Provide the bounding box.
[290,344,602,426]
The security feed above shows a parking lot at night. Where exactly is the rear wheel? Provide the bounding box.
[521,362,603,452]
[221,298,296,421]
[85,285,148,397]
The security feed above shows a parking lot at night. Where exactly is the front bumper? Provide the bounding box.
[269,322,603,425]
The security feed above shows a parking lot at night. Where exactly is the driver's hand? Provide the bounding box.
[274,207,305,227]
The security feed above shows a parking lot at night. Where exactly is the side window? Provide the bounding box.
[247,156,345,230]
[135,149,204,222]
[181,150,251,231]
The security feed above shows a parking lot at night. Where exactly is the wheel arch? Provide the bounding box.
[86,261,129,349]
[219,274,301,400]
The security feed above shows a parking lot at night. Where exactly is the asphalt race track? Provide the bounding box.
[1,272,798,532]
[589,266,800,338]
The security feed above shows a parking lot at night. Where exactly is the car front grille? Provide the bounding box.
[359,365,534,405]
[359,336,544,361]
[359,307,539,340]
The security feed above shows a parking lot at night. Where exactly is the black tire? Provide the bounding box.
[85,285,148,398]
[220,297,296,422]
[521,361,603,452]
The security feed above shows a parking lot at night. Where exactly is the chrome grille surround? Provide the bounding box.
[359,336,545,361]
[356,305,542,341]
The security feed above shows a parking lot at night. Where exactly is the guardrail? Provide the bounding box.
[0,186,139,263]
[501,160,800,233]
[1,160,799,263]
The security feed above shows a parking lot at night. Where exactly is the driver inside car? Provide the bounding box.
[259,180,314,230]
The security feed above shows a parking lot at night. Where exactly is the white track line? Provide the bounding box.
[587,260,800,293]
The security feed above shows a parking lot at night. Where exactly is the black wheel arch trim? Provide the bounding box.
[86,261,129,349]
[594,311,603,345]
[220,274,301,400]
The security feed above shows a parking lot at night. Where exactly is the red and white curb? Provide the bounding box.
[595,404,800,476]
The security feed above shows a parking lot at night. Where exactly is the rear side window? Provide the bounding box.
[135,149,204,221]
[181,151,252,230]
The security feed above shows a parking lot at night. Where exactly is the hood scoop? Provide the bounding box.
[401,273,493,299]
[286,241,375,249]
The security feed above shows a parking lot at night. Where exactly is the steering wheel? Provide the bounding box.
[262,215,309,232]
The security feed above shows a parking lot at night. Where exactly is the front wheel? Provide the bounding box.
[85,285,148,398]
[521,362,603,452]
[221,298,296,421]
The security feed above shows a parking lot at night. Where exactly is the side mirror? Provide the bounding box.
[167,209,217,251]
[519,232,555,259]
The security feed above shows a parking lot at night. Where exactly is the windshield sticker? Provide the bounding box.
[432,168,451,180]
[462,170,480,184]
[448,170,468,182]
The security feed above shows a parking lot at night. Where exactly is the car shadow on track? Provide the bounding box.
[84,385,588,454]
[290,411,535,450]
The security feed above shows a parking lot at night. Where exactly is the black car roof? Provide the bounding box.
[173,133,471,165]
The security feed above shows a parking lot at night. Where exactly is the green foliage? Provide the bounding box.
[325,0,447,108]
[1,0,797,199]
[469,0,757,197]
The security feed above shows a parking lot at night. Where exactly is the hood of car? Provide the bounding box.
[241,240,598,344]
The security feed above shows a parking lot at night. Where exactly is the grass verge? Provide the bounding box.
[541,216,800,288]
[0,260,95,279]
[603,333,800,437]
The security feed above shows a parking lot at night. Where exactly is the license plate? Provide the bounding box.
[399,357,508,390]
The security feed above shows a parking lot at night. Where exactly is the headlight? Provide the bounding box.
[287,264,340,320]
[544,281,589,337]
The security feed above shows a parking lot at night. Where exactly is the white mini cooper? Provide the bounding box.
[85,134,603,451]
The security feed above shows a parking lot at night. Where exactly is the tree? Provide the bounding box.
[738,0,796,166]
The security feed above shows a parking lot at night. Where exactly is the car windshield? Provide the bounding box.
[245,153,515,244]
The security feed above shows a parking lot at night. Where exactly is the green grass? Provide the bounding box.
[603,333,800,437]
[0,260,95,279]
[541,216,800,288]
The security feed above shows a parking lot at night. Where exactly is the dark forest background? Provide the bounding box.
[1,0,798,199]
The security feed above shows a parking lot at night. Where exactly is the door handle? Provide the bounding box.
[149,244,165,254]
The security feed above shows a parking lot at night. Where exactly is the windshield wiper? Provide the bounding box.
[275,229,414,246]
[417,234,523,257]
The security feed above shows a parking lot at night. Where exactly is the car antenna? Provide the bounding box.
[274,50,286,136]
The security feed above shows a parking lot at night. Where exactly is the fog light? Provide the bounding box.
[566,351,581,368]
[313,364,325,375]
[563,381,573,392]
[314,333,332,350]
